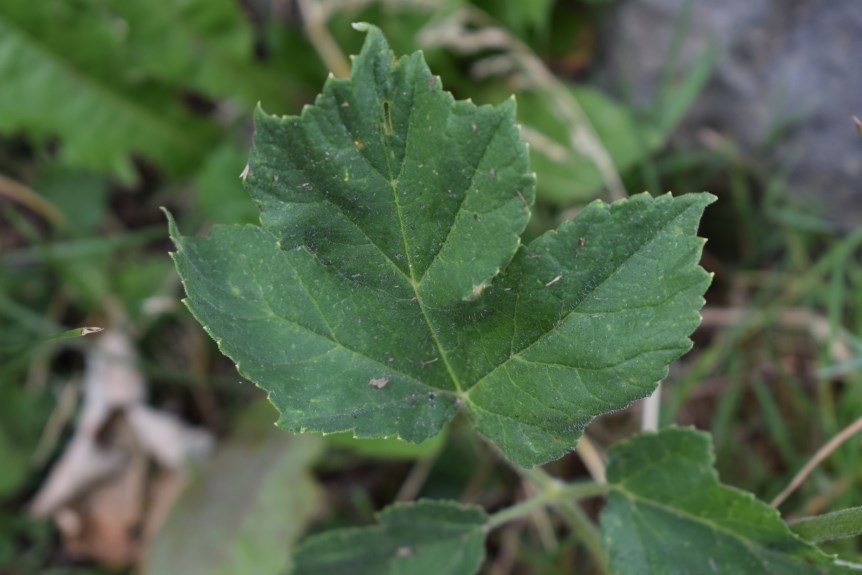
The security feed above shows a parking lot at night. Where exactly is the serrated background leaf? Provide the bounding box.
[170,25,714,467]
[601,427,855,575]
[291,500,487,575]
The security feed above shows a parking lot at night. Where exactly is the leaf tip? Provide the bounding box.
[161,207,182,244]
[351,21,374,32]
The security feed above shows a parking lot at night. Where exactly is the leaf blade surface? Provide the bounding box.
[601,427,856,575]
[291,500,487,575]
[170,25,714,466]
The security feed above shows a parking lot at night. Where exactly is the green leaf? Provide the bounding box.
[291,500,487,575]
[169,25,713,467]
[105,0,291,109]
[475,0,555,37]
[790,507,862,544]
[0,0,213,180]
[0,381,52,499]
[0,428,28,499]
[36,168,108,234]
[194,143,259,225]
[601,427,855,574]
[324,428,447,460]
[146,411,323,575]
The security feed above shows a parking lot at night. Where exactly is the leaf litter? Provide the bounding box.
[29,329,213,566]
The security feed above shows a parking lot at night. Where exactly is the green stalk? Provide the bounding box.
[485,480,607,531]
[487,466,612,574]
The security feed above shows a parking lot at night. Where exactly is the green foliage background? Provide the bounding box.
[2,0,861,573]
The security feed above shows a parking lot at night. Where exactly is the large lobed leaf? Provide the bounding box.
[291,500,487,575]
[169,24,714,467]
[601,427,856,574]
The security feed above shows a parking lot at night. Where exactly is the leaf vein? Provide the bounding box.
[467,200,704,396]
[416,112,506,286]
[181,236,432,390]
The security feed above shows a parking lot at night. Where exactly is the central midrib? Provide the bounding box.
[379,82,464,394]
[387,163,465,395]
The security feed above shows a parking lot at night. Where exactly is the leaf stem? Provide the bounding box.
[486,478,607,530]
[518,467,612,574]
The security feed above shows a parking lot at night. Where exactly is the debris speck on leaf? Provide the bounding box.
[545,275,562,287]
[368,377,389,389]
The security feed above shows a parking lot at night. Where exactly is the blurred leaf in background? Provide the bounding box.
[147,400,324,575]
[0,0,215,181]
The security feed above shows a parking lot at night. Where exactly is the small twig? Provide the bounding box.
[489,521,524,575]
[296,0,350,78]
[641,383,662,432]
[395,452,440,502]
[577,434,606,484]
[519,126,570,162]
[771,415,862,507]
[0,174,66,226]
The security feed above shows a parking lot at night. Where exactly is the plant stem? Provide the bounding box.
[577,434,607,484]
[518,467,612,575]
[554,499,612,575]
[486,480,607,530]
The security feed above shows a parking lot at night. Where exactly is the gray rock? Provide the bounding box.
[601,0,862,229]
